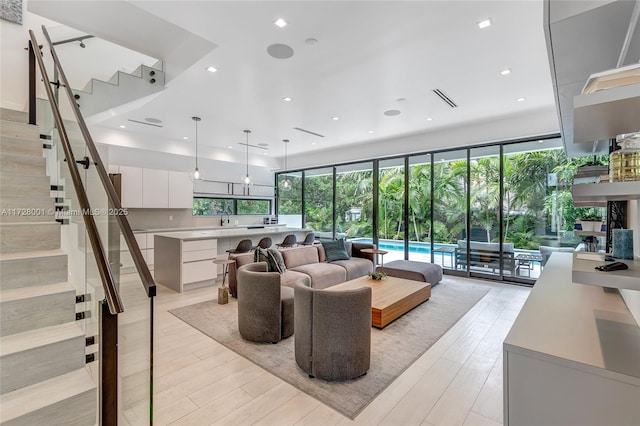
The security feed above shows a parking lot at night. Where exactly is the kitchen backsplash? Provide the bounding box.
[125,208,273,230]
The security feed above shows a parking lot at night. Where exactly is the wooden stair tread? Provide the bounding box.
[0,248,66,261]
[0,282,74,302]
[0,322,84,356]
[0,368,96,423]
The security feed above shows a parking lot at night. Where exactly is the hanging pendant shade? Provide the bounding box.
[190,116,203,181]
[281,139,292,191]
[241,130,252,188]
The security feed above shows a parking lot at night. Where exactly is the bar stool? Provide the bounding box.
[253,237,272,250]
[277,234,297,248]
[226,239,253,256]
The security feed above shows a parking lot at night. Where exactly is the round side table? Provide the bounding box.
[213,258,235,304]
[360,248,389,269]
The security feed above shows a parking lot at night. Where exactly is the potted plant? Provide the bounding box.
[368,270,387,281]
[575,213,604,232]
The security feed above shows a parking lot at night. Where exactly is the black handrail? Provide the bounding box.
[28,30,124,314]
[39,25,156,298]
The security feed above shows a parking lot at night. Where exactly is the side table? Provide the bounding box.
[360,248,389,270]
[213,258,235,304]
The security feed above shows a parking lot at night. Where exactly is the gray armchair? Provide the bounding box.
[237,262,294,343]
[294,282,372,381]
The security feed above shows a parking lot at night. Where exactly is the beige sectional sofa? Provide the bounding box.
[228,241,375,298]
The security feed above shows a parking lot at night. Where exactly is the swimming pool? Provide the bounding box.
[351,238,453,254]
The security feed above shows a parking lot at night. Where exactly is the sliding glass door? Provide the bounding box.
[432,150,467,274]
[408,154,432,263]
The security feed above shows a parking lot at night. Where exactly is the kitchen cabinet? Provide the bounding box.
[110,166,193,209]
[168,171,193,208]
[118,166,143,208]
[142,168,168,208]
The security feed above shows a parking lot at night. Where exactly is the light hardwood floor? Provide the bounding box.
[152,278,530,426]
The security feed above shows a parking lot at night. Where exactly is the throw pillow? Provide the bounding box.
[254,247,286,273]
[267,248,286,273]
[323,239,350,262]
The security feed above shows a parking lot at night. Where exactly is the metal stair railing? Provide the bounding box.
[28,26,156,426]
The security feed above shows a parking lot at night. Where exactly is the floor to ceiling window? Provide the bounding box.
[303,167,334,240]
[378,158,405,262]
[276,135,608,285]
[335,162,374,240]
[277,171,302,228]
[407,154,431,263]
[468,145,502,278]
[432,149,468,274]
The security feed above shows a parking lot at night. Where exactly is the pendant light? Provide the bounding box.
[241,129,252,187]
[281,139,292,191]
[190,116,203,181]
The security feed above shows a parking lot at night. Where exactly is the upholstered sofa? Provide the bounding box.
[228,241,375,297]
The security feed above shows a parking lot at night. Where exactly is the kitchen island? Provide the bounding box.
[154,226,310,293]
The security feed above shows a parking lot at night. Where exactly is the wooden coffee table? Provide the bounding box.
[327,275,431,328]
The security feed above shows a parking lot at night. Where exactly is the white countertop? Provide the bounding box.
[504,252,640,383]
[133,224,288,233]
[154,226,311,241]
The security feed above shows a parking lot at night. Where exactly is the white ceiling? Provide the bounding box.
[26,0,559,169]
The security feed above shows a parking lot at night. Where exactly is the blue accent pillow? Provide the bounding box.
[323,239,350,262]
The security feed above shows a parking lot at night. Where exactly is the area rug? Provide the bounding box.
[169,276,490,419]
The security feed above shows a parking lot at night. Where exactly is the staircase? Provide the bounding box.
[0,110,97,425]
[72,64,165,117]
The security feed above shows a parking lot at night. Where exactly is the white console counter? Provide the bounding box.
[503,252,640,425]
[153,227,310,293]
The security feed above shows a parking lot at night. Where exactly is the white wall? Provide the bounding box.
[105,144,274,186]
[286,106,559,170]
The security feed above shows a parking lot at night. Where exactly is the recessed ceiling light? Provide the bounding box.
[258,143,269,147]
[282,96,292,102]
[477,18,492,29]
[396,98,406,102]
[305,38,319,46]
[500,68,511,76]
[183,136,188,140]
[426,117,433,121]
[263,152,268,155]
[516,97,526,102]
[538,140,545,144]
[227,145,232,149]
[312,142,317,145]
[206,66,217,73]
[274,18,287,28]
[119,125,126,128]
[332,116,339,121]
[368,130,374,134]
[384,110,401,116]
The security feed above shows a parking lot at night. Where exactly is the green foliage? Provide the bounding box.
[277,148,607,250]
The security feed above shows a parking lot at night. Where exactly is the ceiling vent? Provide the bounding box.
[127,119,163,127]
[238,142,267,150]
[432,89,458,108]
[293,127,326,138]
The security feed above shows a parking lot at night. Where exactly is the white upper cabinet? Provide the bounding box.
[168,171,194,208]
[111,166,193,209]
[119,166,143,208]
[142,168,169,208]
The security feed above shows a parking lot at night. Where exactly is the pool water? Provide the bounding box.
[353,238,451,255]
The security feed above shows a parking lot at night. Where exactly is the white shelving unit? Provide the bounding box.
[572,252,640,290]
[573,83,640,144]
[572,181,640,204]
